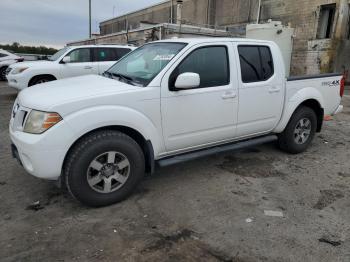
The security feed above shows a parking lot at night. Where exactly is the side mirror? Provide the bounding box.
[174,72,200,89]
[62,56,71,64]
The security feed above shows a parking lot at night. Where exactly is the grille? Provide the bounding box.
[12,104,29,131]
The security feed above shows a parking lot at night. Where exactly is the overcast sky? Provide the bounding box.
[0,0,164,48]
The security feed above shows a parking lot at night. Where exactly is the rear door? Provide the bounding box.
[95,47,132,74]
[235,43,284,137]
[161,42,239,152]
[60,48,94,78]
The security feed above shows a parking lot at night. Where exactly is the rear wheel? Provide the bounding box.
[0,67,8,81]
[64,130,145,207]
[278,106,317,154]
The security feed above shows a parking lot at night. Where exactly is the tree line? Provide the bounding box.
[0,42,58,55]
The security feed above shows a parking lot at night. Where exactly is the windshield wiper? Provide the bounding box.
[110,72,138,86]
[102,71,113,78]
[112,72,132,81]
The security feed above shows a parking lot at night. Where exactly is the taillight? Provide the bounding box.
[340,76,345,97]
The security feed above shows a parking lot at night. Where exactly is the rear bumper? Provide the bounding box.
[332,104,343,115]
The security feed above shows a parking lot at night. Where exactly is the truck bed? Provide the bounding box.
[286,73,343,116]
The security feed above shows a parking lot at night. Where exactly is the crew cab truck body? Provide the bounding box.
[6,45,135,90]
[9,38,344,206]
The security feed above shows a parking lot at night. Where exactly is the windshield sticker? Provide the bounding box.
[153,54,175,61]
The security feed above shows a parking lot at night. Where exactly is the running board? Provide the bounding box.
[157,135,278,167]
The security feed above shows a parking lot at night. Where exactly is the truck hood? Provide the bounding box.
[18,75,140,112]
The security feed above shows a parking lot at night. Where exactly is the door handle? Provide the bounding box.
[268,86,281,93]
[84,66,93,69]
[222,91,236,99]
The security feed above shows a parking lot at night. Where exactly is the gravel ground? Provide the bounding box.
[0,81,350,262]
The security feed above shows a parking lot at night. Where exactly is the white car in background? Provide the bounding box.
[0,49,23,81]
[6,45,135,90]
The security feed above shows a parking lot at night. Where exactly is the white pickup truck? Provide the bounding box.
[6,45,134,90]
[10,38,344,206]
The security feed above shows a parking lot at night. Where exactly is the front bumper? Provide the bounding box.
[9,119,74,180]
[7,73,30,90]
[11,143,22,166]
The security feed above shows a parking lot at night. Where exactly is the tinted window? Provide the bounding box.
[238,46,274,83]
[68,48,91,63]
[116,48,131,59]
[170,46,229,89]
[0,53,8,58]
[95,48,132,62]
[95,48,118,62]
[260,47,274,80]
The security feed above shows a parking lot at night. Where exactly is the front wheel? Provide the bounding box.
[29,76,55,86]
[278,106,317,154]
[64,130,145,207]
[0,67,8,81]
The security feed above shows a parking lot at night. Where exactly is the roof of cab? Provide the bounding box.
[68,45,136,49]
[152,37,275,45]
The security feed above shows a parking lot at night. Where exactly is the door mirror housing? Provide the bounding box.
[62,56,71,64]
[174,72,200,90]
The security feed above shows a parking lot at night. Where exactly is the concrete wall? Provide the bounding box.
[259,0,350,80]
[99,0,216,35]
[87,0,350,80]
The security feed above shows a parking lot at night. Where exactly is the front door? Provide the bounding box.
[60,48,94,78]
[161,43,238,153]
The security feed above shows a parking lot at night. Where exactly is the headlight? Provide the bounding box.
[11,67,28,75]
[23,110,62,134]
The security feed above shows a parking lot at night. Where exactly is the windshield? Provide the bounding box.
[49,47,69,61]
[106,42,187,86]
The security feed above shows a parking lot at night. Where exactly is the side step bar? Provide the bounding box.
[157,135,278,167]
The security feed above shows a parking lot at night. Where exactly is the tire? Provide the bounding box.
[29,75,55,86]
[64,130,145,207]
[0,67,7,81]
[278,106,317,154]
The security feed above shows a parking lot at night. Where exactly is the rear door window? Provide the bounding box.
[116,48,131,59]
[238,46,274,83]
[95,48,132,62]
[95,48,118,62]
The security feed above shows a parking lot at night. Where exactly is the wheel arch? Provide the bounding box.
[28,74,57,86]
[274,87,325,133]
[298,99,324,132]
[62,125,155,183]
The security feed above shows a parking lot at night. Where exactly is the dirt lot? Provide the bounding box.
[0,81,350,262]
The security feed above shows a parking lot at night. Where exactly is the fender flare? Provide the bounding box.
[273,87,324,133]
[62,105,165,157]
